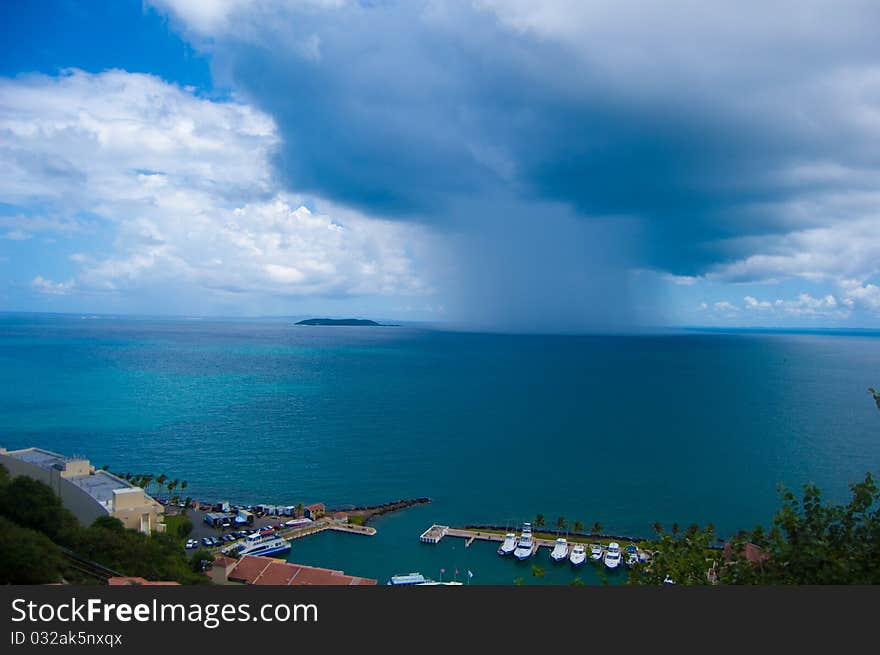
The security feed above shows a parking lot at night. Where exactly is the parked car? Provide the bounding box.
[201,537,212,547]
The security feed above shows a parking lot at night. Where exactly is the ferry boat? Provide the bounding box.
[388,573,463,586]
[514,524,534,561]
[589,541,604,563]
[550,538,569,562]
[569,543,587,566]
[498,532,517,556]
[604,542,622,570]
[233,529,291,558]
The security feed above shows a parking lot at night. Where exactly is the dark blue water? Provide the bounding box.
[1,313,879,584]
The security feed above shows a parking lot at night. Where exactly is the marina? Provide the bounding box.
[419,524,651,569]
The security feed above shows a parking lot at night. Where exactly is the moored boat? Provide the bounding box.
[589,541,604,562]
[513,523,534,560]
[604,542,622,570]
[625,543,639,567]
[498,532,517,556]
[550,537,569,562]
[569,543,587,566]
[232,529,291,558]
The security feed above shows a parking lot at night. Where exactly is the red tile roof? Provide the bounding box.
[108,577,180,586]
[305,503,325,512]
[228,555,376,586]
[722,541,770,563]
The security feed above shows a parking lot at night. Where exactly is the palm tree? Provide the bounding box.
[180,480,188,493]
[591,521,602,536]
[651,521,664,535]
[156,473,168,491]
[295,502,304,518]
[573,520,584,535]
[167,479,179,502]
[534,514,545,529]
[556,516,567,534]
[671,522,681,536]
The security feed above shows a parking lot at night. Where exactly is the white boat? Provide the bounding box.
[589,541,604,562]
[604,542,622,570]
[498,532,517,556]
[625,543,639,567]
[569,543,587,566]
[388,573,463,586]
[513,524,534,561]
[550,538,569,562]
[232,529,291,558]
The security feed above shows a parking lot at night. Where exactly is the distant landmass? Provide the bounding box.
[295,318,396,326]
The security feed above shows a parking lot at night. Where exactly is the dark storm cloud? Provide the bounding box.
[152,0,880,325]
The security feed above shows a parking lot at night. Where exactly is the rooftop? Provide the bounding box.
[66,470,134,507]
[228,555,376,586]
[3,447,83,470]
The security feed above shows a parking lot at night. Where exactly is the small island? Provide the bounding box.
[295,318,395,326]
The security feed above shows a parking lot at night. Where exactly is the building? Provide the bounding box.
[210,555,376,586]
[303,503,325,519]
[0,447,165,534]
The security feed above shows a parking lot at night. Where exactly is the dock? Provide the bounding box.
[419,524,449,544]
[419,525,651,562]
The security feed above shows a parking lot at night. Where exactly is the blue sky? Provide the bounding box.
[2,1,880,330]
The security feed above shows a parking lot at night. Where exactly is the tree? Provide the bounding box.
[591,522,602,536]
[628,522,717,586]
[651,521,664,536]
[0,517,65,584]
[534,513,545,529]
[190,549,215,573]
[556,516,567,533]
[295,502,304,518]
[573,520,584,535]
[721,473,880,585]
[0,475,80,544]
[156,474,168,492]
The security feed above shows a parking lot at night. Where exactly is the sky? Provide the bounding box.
[2,1,880,330]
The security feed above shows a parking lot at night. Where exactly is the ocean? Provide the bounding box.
[1,313,879,585]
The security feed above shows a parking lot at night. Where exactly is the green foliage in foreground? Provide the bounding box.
[723,473,880,584]
[630,473,880,585]
[0,465,207,585]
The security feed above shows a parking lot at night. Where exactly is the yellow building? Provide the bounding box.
[0,447,165,534]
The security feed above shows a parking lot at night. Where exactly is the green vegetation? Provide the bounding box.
[531,565,545,578]
[631,474,880,585]
[0,464,207,585]
[0,516,66,584]
[347,515,367,526]
[164,514,194,542]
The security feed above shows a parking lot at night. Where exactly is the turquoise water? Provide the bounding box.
[1,314,879,584]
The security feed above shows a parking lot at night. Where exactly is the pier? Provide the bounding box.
[420,525,651,562]
[280,519,376,541]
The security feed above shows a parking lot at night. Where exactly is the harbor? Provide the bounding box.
[418,523,651,572]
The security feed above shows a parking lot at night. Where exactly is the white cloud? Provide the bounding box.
[743,295,771,309]
[31,276,75,295]
[0,70,434,304]
[713,301,738,313]
[840,280,880,312]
